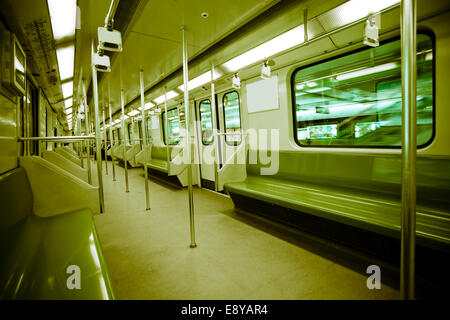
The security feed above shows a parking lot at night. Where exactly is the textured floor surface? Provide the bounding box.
[92,160,399,300]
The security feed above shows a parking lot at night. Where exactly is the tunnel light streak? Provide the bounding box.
[61,81,73,99]
[336,62,398,81]
[177,70,222,92]
[47,0,77,41]
[56,45,75,81]
[154,91,179,104]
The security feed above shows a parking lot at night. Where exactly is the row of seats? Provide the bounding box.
[0,146,116,299]
[135,144,193,186]
[224,150,450,252]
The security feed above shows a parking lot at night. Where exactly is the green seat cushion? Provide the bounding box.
[0,208,116,299]
[147,158,168,173]
[225,175,450,247]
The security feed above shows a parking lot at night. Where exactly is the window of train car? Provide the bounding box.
[116,128,121,144]
[146,117,152,144]
[291,33,434,148]
[199,99,214,145]
[127,122,133,144]
[162,108,181,145]
[222,91,242,145]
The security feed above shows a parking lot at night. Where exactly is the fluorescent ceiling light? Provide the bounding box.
[62,81,73,99]
[336,62,398,81]
[221,0,399,73]
[154,91,179,104]
[337,0,399,27]
[178,70,222,92]
[128,109,140,116]
[138,102,154,111]
[64,97,73,108]
[47,0,77,41]
[222,25,305,72]
[56,45,75,81]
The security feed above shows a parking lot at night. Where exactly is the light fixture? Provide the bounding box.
[221,0,399,73]
[128,109,140,116]
[64,97,73,108]
[177,70,222,92]
[138,102,154,111]
[154,91,179,104]
[336,62,398,81]
[56,45,75,81]
[232,73,241,89]
[337,0,399,27]
[260,61,271,79]
[61,81,73,98]
[47,0,77,42]
[222,25,305,72]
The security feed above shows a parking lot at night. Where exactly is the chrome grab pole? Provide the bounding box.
[91,39,105,213]
[121,89,129,193]
[181,26,197,248]
[102,104,108,175]
[400,0,417,300]
[164,88,170,168]
[210,64,219,192]
[109,102,116,181]
[83,84,92,184]
[140,70,150,210]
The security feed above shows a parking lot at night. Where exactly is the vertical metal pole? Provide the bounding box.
[181,26,196,248]
[400,0,416,300]
[210,64,219,192]
[109,103,116,181]
[304,8,308,42]
[91,39,105,213]
[164,89,170,167]
[121,89,129,192]
[102,106,108,175]
[140,70,150,210]
[83,84,92,185]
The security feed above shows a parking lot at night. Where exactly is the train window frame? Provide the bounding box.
[199,98,214,145]
[127,122,133,144]
[162,108,181,146]
[290,30,436,149]
[146,117,152,144]
[222,90,242,146]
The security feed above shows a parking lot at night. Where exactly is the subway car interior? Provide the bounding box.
[0,0,449,301]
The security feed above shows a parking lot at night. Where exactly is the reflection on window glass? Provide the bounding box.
[199,99,214,145]
[112,129,116,143]
[292,33,434,147]
[223,91,241,145]
[146,118,152,144]
[127,122,133,144]
[162,108,180,145]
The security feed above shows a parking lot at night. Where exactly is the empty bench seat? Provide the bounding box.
[0,163,115,299]
[224,151,450,252]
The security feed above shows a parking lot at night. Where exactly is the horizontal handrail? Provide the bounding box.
[18,136,96,142]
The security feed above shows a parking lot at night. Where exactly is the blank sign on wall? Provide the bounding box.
[151,116,159,129]
[246,76,279,113]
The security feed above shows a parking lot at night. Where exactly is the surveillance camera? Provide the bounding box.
[98,27,123,52]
